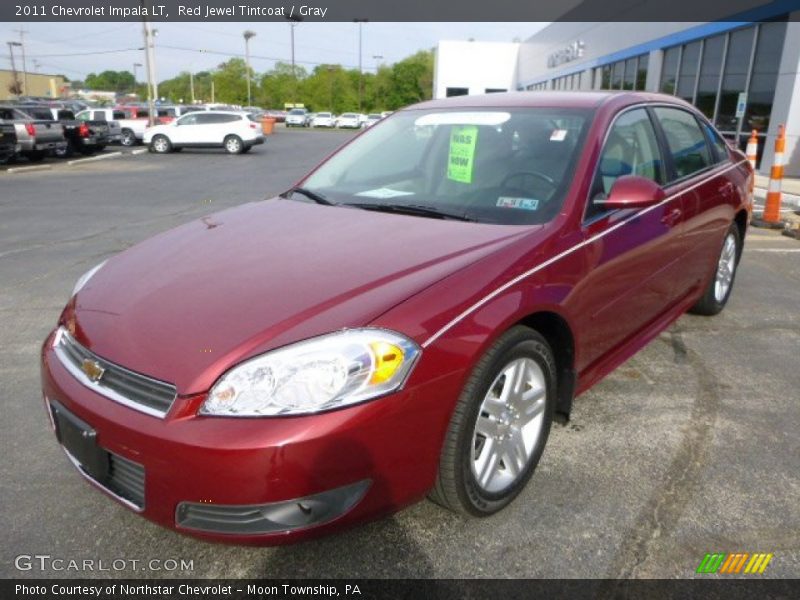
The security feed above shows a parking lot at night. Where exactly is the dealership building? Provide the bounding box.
[434,12,800,176]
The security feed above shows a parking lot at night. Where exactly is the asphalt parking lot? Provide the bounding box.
[1,127,798,579]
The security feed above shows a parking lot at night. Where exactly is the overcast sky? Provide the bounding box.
[0,22,548,82]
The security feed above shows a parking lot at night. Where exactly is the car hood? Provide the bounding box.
[70,199,531,394]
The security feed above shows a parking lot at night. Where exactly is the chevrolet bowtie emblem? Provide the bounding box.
[81,359,105,382]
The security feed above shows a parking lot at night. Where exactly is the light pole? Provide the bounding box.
[7,41,22,96]
[150,28,159,101]
[327,65,335,112]
[286,15,302,102]
[354,19,368,112]
[372,55,383,110]
[132,62,142,95]
[243,30,256,107]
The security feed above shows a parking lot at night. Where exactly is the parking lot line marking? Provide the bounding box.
[746,248,800,253]
[66,152,122,166]
[5,164,53,174]
[131,148,148,155]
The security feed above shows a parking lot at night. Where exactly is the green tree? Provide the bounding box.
[386,50,434,110]
[258,62,307,108]
[85,70,136,94]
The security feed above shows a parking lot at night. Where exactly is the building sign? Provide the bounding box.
[548,40,585,68]
[735,92,747,118]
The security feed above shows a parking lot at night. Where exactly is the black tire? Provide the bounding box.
[96,144,107,151]
[78,146,95,156]
[25,151,46,162]
[54,141,74,158]
[224,135,244,155]
[120,129,137,147]
[241,145,252,153]
[429,325,556,516]
[172,147,183,153]
[689,223,741,316]
[150,134,172,154]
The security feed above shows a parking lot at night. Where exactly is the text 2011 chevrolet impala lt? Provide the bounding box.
[42,92,752,544]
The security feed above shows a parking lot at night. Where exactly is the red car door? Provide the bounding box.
[569,107,685,372]
[652,108,737,297]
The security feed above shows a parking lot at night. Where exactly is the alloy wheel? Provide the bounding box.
[471,357,547,493]
[714,233,736,303]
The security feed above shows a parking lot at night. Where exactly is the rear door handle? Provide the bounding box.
[661,208,682,227]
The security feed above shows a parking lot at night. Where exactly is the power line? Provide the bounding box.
[26,47,142,58]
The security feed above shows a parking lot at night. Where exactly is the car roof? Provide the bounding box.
[408,91,697,112]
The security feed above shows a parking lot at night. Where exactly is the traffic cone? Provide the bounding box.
[746,129,758,171]
[752,124,786,229]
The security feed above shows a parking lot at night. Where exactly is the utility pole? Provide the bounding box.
[6,41,21,96]
[140,8,156,126]
[354,19,367,112]
[150,28,159,101]
[243,30,256,107]
[13,28,28,95]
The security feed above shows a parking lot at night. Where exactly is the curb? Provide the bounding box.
[66,151,122,166]
[6,164,53,174]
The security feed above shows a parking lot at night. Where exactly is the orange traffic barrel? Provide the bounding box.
[261,117,276,135]
[762,124,786,224]
[746,129,758,171]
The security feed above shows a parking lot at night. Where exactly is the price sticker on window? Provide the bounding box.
[447,125,479,184]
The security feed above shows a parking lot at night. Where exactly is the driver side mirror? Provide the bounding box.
[598,175,666,210]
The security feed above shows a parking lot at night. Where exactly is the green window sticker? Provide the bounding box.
[447,125,478,184]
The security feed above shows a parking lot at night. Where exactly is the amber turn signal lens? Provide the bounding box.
[368,341,405,385]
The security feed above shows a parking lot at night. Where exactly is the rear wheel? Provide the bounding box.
[689,224,741,316]
[54,141,74,158]
[224,135,243,154]
[150,135,172,154]
[25,151,46,162]
[429,326,556,516]
[120,129,136,147]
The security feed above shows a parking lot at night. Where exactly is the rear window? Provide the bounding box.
[289,109,306,115]
[24,108,53,120]
[317,112,332,118]
[57,110,75,120]
[654,107,713,180]
[112,111,126,120]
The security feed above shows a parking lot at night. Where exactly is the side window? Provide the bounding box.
[112,111,126,120]
[654,107,713,180]
[194,113,217,125]
[702,121,730,163]
[588,108,664,218]
[178,114,199,126]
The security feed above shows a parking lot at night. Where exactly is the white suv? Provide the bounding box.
[144,111,264,154]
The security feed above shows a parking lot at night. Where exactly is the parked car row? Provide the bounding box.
[285,108,391,129]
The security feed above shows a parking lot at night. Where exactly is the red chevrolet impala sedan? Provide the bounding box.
[41,92,752,544]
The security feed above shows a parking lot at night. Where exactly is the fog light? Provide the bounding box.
[175,480,370,535]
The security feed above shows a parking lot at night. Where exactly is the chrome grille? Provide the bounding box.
[53,328,177,418]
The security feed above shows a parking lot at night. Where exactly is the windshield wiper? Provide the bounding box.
[343,202,476,222]
[286,187,337,206]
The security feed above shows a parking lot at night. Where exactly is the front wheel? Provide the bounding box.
[429,325,556,516]
[689,224,741,316]
[224,135,243,154]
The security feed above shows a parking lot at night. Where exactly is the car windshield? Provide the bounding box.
[317,112,332,118]
[289,109,306,115]
[301,107,592,225]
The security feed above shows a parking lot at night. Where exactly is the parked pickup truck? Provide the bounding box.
[75,108,122,144]
[0,121,20,163]
[0,105,66,162]
[76,107,147,147]
[18,105,110,158]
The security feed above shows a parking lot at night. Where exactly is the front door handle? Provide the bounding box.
[661,208,682,227]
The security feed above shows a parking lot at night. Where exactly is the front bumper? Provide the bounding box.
[40,329,456,544]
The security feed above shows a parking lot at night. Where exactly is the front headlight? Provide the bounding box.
[201,329,421,417]
[72,260,107,296]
